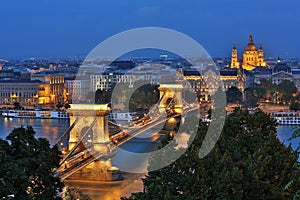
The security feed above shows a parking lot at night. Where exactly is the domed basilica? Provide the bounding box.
[231,34,266,71]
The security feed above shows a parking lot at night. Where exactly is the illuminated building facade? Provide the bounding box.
[65,77,90,103]
[90,70,170,92]
[31,71,66,104]
[0,80,40,105]
[254,60,300,91]
[231,34,266,71]
[183,67,245,102]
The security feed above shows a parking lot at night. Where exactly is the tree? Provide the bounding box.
[63,187,91,200]
[13,102,22,110]
[243,88,259,108]
[287,128,300,199]
[252,84,266,100]
[226,86,242,103]
[129,84,159,111]
[123,109,300,199]
[278,80,298,103]
[56,102,63,110]
[290,101,300,111]
[64,103,71,109]
[0,126,64,199]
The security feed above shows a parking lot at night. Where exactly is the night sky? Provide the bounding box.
[1,0,300,59]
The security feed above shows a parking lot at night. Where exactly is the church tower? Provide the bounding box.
[258,43,266,67]
[230,43,239,68]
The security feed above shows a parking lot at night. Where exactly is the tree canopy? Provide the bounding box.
[290,101,300,111]
[226,86,242,103]
[245,79,298,105]
[0,126,64,199]
[123,109,300,199]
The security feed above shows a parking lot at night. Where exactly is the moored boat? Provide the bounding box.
[271,111,300,125]
[1,110,69,119]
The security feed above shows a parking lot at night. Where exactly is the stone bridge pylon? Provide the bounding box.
[57,103,121,181]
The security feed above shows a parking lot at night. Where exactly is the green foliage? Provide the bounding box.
[290,101,300,111]
[123,109,300,199]
[226,86,242,103]
[13,102,23,110]
[278,80,298,102]
[56,102,63,110]
[0,126,64,199]
[245,79,298,105]
[64,103,71,109]
[243,87,259,108]
[63,187,91,200]
[129,84,159,111]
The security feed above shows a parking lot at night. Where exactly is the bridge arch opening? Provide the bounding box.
[159,84,183,114]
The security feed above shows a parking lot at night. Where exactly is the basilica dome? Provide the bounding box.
[244,34,257,51]
[245,44,257,51]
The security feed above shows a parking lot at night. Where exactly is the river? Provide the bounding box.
[0,117,298,149]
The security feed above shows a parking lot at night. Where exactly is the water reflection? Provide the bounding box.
[277,125,300,149]
[0,117,69,145]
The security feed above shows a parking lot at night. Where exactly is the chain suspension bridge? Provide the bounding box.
[54,83,201,181]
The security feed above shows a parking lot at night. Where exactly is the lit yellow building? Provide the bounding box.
[31,71,66,104]
[230,43,239,68]
[183,67,245,102]
[231,34,266,71]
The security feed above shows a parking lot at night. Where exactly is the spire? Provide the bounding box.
[259,42,263,50]
[248,33,254,44]
[277,56,281,63]
[233,43,236,50]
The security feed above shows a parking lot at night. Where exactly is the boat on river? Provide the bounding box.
[1,110,69,119]
[271,111,300,125]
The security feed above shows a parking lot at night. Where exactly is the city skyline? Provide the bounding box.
[1,0,300,59]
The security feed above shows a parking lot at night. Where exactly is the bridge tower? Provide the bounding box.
[62,103,120,181]
[67,104,111,152]
[158,84,183,114]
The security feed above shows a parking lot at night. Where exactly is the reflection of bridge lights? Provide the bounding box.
[168,117,176,123]
[152,133,160,142]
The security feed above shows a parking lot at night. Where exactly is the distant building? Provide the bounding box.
[65,77,90,102]
[254,59,300,91]
[231,34,266,71]
[0,69,22,80]
[0,80,41,105]
[183,70,210,102]
[31,70,66,104]
[183,67,246,102]
[220,68,246,91]
[90,69,172,92]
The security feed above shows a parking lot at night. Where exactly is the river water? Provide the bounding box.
[0,117,70,145]
[0,117,298,149]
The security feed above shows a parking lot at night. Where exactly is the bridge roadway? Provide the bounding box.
[56,145,118,180]
[56,105,199,180]
[115,105,199,146]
